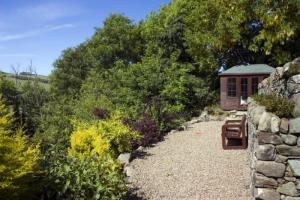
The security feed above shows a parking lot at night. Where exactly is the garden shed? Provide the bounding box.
[219,64,275,110]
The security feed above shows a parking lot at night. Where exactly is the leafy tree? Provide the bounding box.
[87,14,144,70]
[49,43,91,98]
[0,95,40,199]
[182,0,300,67]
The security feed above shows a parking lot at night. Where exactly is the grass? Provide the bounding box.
[0,71,49,88]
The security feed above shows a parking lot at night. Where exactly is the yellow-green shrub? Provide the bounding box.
[0,95,40,199]
[68,123,109,158]
[97,113,140,155]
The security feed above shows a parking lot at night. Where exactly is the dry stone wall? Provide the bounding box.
[248,57,300,200]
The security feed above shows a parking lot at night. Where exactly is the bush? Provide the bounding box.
[123,114,162,148]
[0,95,41,199]
[253,94,294,118]
[47,154,126,200]
[68,122,109,158]
[96,113,140,156]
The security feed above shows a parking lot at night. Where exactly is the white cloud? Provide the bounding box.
[0,24,75,42]
[18,3,83,21]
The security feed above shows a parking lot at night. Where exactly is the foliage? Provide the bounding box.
[182,0,300,67]
[0,74,49,135]
[0,95,40,199]
[96,113,140,156]
[44,119,129,200]
[253,94,294,118]
[47,154,126,200]
[68,122,109,158]
[49,43,91,98]
[123,114,162,148]
[34,98,74,153]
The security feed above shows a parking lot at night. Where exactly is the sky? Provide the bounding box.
[0,0,170,75]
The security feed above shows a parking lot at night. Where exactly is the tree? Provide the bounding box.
[182,0,300,67]
[49,43,91,98]
[0,95,40,199]
[87,14,144,70]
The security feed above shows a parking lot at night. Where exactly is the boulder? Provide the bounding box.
[124,166,134,177]
[288,160,300,177]
[287,75,300,94]
[258,112,273,132]
[255,188,280,200]
[280,118,289,134]
[281,134,298,145]
[290,118,300,135]
[275,155,288,163]
[298,138,300,147]
[277,182,299,197]
[251,106,266,126]
[291,93,300,106]
[286,58,300,77]
[258,132,283,145]
[118,153,131,167]
[256,145,276,161]
[256,161,286,177]
[271,116,280,133]
[255,173,278,188]
[276,145,300,156]
[291,75,300,84]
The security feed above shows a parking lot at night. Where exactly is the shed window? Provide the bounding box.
[227,78,236,97]
[241,78,248,100]
[252,77,258,95]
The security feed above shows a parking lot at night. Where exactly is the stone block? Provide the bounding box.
[280,118,289,134]
[256,144,276,161]
[281,134,298,145]
[288,160,300,177]
[277,145,300,156]
[290,118,300,135]
[255,188,280,200]
[275,155,288,163]
[271,116,280,133]
[258,132,283,145]
[255,173,278,188]
[256,161,286,177]
[277,182,299,197]
[258,112,273,132]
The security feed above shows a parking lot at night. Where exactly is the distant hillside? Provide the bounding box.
[0,71,49,87]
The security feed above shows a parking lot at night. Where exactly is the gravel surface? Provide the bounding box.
[126,121,250,200]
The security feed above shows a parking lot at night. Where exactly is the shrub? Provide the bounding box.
[47,154,126,200]
[253,94,294,118]
[0,95,40,199]
[68,123,109,158]
[123,114,162,148]
[97,113,140,156]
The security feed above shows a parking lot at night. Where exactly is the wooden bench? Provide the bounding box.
[221,115,247,150]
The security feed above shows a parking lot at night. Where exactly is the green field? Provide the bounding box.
[0,71,49,88]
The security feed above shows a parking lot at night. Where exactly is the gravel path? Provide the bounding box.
[126,121,250,200]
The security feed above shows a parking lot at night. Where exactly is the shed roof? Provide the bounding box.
[219,64,275,76]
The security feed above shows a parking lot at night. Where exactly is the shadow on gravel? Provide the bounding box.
[125,187,147,200]
[131,150,153,160]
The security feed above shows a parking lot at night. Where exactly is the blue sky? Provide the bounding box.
[0,0,170,75]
